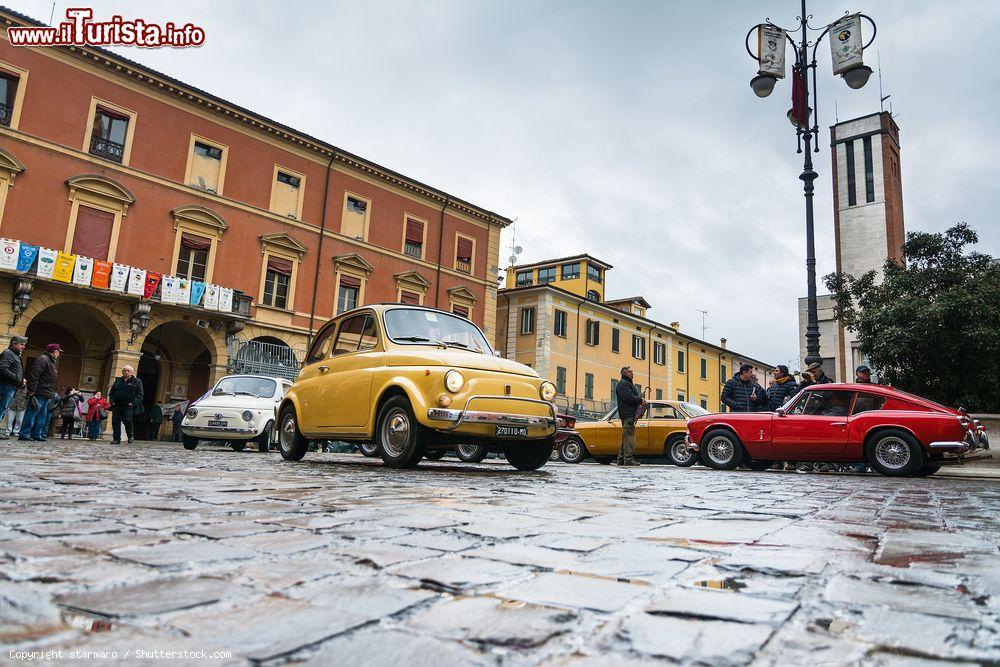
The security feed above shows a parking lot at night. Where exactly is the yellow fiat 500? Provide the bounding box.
[276,304,558,470]
[559,400,709,465]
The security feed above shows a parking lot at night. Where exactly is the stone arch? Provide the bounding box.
[135,316,226,403]
[10,287,129,351]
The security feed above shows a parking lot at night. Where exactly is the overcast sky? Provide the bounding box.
[12,0,1000,366]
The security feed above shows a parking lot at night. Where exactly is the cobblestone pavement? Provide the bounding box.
[2,440,998,666]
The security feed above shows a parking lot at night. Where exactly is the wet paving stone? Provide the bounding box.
[1,441,998,665]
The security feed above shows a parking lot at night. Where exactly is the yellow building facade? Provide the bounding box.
[498,255,773,415]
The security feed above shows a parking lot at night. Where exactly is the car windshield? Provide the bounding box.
[212,377,276,398]
[383,308,492,354]
[680,402,709,417]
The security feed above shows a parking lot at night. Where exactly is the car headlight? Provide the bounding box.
[444,369,465,393]
[539,381,556,401]
[186,408,198,418]
[242,410,254,422]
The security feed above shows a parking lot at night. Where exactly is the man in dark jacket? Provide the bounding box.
[722,364,768,412]
[766,365,800,411]
[109,364,143,444]
[18,343,61,442]
[854,365,873,384]
[0,335,27,439]
[800,362,833,387]
[615,366,644,466]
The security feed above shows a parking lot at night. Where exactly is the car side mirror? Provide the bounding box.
[776,408,787,417]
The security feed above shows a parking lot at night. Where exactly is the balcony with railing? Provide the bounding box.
[0,103,12,128]
[89,135,125,163]
[404,241,423,259]
[456,259,472,274]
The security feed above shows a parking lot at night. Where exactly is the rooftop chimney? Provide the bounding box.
[720,337,727,349]
[670,321,680,330]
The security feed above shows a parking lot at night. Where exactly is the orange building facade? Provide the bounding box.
[0,8,509,415]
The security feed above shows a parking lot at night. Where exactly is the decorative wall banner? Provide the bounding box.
[177,278,191,305]
[203,284,220,311]
[190,281,206,306]
[757,24,786,78]
[53,252,76,283]
[161,275,180,304]
[829,14,863,75]
[17,243,38,272]
[143,271,162,299]
[127,267,146,296]
[219,287,234,313]
[91,260,112,289]
[110,263,130,292]
[0,238,19,270]
[72,256,94,286]
[36,248,57,279]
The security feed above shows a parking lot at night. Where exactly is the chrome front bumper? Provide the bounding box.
[684,434,700,452]
[182,425,257,436]
[427,395,557,434]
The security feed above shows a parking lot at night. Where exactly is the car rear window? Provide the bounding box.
[852,392,887,415]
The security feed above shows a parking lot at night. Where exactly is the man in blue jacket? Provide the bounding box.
[615,366,645,467]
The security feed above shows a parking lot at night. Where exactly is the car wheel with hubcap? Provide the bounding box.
[504,438,554,471]
[257,421,273,452]
[456,443,488,463]
[182,435,198,451]
[865,429,923,477]
[666,436,698,467]
[230,441,246,452]
[277,404,308,462]
[376,396,425,468]
[424,449,447,461]
[359,441,380,458]
[559,436,588,464]
[701,430,745,470]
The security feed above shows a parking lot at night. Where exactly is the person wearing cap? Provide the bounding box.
[799,361,833,388]
[855,365,873,384]
[722,364,768,412]
[18,343,61,442]
[0,335,27,439]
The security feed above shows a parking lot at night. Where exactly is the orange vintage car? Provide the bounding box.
[558,400,710,465]
[275,304,558,470]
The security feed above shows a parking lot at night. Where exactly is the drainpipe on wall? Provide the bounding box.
[685,339,692,401]
[501,291,511,359]
[433,197,450,308]
[572,271,590,409]
[306,147,338,346]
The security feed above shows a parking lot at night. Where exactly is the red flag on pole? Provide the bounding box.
[790,68,809,127]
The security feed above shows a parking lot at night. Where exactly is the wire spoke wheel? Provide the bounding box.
[706,435,735,465]
[875,436,911,470]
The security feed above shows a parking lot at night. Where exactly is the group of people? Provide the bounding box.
[722,361,874,473]
[0,336,186,444]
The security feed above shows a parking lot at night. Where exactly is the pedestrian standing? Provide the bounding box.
[799,362,833,387]
[108,365,143,444]
[0,335,27,439]
[4,383,27,438]
[722,364,768,412]
[147,401,163,441]
[615,366,644,467]
[854,365,873,384]
[170,404,184,442]
[86,391,110,441]
[766,365,802,471]
[18,343,61,442]
[58,387,83,439]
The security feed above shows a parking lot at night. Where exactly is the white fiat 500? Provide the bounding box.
[181,375,291,452]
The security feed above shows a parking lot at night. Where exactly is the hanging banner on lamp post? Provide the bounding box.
[757,24,786,78]
[829,14,864,74]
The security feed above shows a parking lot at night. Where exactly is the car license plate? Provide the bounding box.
[496,426,528,437]
[207,419,228,427]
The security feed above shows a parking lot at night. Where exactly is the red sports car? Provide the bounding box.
[684,383,990,477]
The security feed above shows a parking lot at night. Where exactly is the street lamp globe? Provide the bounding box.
[842,64,873,90]
[750,74,778,98]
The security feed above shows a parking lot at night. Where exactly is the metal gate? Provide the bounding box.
[226,337,302,381]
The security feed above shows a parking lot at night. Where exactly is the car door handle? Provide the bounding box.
[319,365,329,372]
[831,421,847,426]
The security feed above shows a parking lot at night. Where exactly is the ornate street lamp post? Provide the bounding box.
[745,1,876,368]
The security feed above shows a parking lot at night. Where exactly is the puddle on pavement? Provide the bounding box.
[693,578,747,592]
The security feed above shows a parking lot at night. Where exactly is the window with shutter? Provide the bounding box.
[456,236,474,273]
[70,205,115,261]
[404,218,424,258]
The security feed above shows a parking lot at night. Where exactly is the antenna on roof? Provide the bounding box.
[507,219,522,268]
[877,51,891,114]
[695,308,709,340]
[49,2,56,24]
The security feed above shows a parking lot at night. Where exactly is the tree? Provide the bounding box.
[824,223,1000,412]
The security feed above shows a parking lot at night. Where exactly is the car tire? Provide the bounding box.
[257,421,273,453]
[182,435,198,451]
[915,464,941,477]
[666,436,699,467]
[230,441,247,452]
[456,443,488,463]
[743,459,772,471]
[376,395,425,469]
[701,429,745,470]
[504,438,554,471]
[277,404,308,462]
[865,429,923,477]
[593,456,615,465]
[359,441,380,458]
[424,449,447,461]
[549,446,561,461]
[559,436,588,464]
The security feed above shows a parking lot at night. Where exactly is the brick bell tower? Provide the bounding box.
[829,111,904,380]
